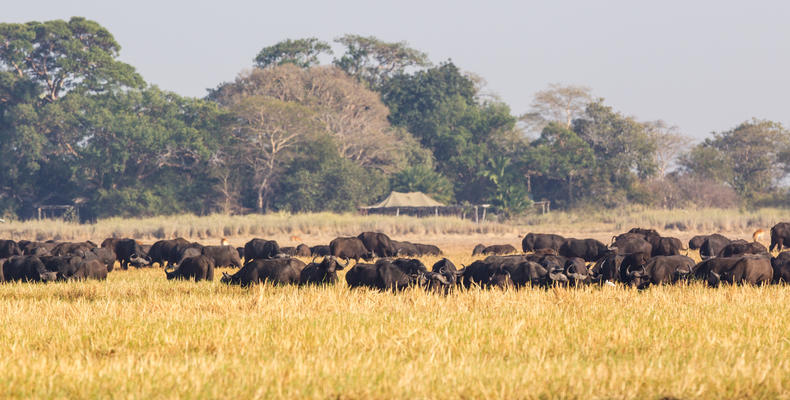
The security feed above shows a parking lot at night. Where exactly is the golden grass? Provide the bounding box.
[1,252,790,399]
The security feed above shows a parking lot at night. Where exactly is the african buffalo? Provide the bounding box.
[201,246,242,268]
[627,255,695,289]
[345,262,379,289]
[310,245,331,257]
[770,222,790,252]
[58,258,108,281]
[221,258,305,286]
[650,236,684,257]
[472,244,486,256]
[771,252,790,283]
[688,235,710,250]
[166,255,215,281]
[112,239,150,269]
[699,234,731,259]
[705,255,772,287]
[357,232,397,258]
[482,244,518,255]
[611,236,652,261]
[559,238,608,261]
[391,240,420,257]
[522,233,565,253]
[330,237,374,261]
[0,240,22,258]
[299,256,348,285]
[148,238,192,266]
[718,240,768,257]
[461,259,513,289]
[414,243,442,256]
[244,239,281,261]
[3,256,57,282]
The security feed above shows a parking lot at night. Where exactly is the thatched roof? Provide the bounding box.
[363,191,444,209]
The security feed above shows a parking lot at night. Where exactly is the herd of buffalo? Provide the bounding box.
[2,222,790,292]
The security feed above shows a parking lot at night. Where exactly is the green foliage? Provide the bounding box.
[253,38,332,69]
[333,34,431,89]
[680,119,790,200]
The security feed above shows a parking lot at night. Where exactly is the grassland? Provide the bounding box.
[2,209,790,398]
[1,262,790,399]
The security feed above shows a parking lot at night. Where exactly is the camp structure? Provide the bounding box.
[360,191,460,217]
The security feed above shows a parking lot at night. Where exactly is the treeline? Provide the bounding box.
[1,17,789,221]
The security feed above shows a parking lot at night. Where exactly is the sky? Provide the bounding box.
[5,0,790,140]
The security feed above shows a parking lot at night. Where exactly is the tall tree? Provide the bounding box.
[522,83,592,133]
[230,96,324,211]
[680,119,790,199]
[334,34,431,89]
[253,38,332,69]
[0,17,143,102]
[644,120,689,177]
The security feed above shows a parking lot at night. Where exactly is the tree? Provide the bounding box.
[333,34,431,89]
[0,17,143,102]
[645,120,689,177]
[211,64,418,173]
[230,96,325,211]
[680,119,790,199]
[253,38,332,69]
[522,83,592,133]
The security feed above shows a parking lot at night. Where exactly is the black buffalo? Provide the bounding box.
[627,255,695,289]
[472,244,486,256]
[391,240,420,257]
[221,258,305,286]
[51,241,96,257]
[148,238,193,266]
[310,245,331,257]
[688,235,711,250]
[244,239,281,261]
[461,259,513,289]
[559,238,608,261]
[771,252,790,283]
[86,247,117,272]
[112,239,150,269]
[330,237,374,261]
[699,234,731,259]
[705,255,772,287]
[718,240,768,257]
[299,256,348,285]
[0,240,22,258]
[414,243,442,256]
[345,262,379,289]
[357,232,397,258]
[3,256,57,282]
[650,236,684,257]
[201,246,242,268]
[166,255,215,281]
[522,233,565,253]
[770,222,790,252]
[58,258,108,281]
[482,244,518,255]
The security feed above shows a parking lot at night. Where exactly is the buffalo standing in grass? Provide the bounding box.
[330,237,374,261]
[391,240,420,257]
[695,255,772,287]
[3,256,57,282]
[482,244,518,255]
[559,238,609,262]
[221,258,305,286]
[771,252,790,283]
[148,238,192,266]
[770,222,790,252]
[244,239,281,261]
[522,233,565,253]
[699,234,731,260]
[345,262,379,289]
[310,245,331,257]
[718,240,768,257]
[627,255,695,289]
[472,244,486,256]
[357,232,397,258]
[299,256,348,285]
[201,246,242,268]
[414,243,442,256]
[58,258,108,281]
[0,240,22,258]
[166,255,215,281]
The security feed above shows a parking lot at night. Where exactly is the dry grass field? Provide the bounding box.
[2,208,790,399]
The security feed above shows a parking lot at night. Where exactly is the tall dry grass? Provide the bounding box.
[0,207,788,243]
[0,264,789,399]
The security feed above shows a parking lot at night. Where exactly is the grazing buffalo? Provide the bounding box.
[688,235,710,250]
[650,237,684,257]
[112,239,150,269]
[627,228,661,241]
[299,256,348,285]
[0,240,22,258]
[391,240,420,257]
[627,255,695,289]
[330,237,374,261]
[564,257,591,285]
[18,241,55,256]
[771,252,790,283]
[201,246,242,268]
[718,240,768,257]
[59,258,107,281]
[611,236,652,261]
[3,256,57,282]
[461,260,513,289]
[522,233,565,253]
[482,244,518,255]
[52,241,96,257]
[422,271,454,294]
[40,255,81,275]
[699,234,731,260]
[357,232,397,258]
[148,238,192,266]
[375,259,425,291]
[86,247,116,272]
[310,245,331,257]
[414,243,442,256]
[166,255,215,281]
[279,246,297,256]
[472,244,486,256]
[244,239,281,261]
[221,258,305,286]
[770,222,790,252]
[559,238,608,261]
[345,263,379,289]
[705,255,773,287]
[294,244,311,257]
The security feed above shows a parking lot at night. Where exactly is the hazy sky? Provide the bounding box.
[6,0,790,139]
